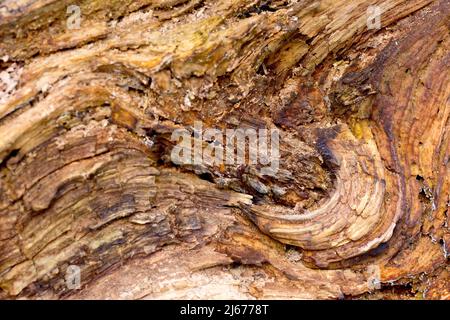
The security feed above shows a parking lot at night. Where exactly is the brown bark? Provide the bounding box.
[0,0,449,299]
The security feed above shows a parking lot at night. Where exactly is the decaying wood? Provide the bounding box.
[0,0,448,299]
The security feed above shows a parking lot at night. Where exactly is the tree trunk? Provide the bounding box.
[0,0,448,299]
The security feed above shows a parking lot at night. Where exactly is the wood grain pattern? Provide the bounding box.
[0,0,448,299]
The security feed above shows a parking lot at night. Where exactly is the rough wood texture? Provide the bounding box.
[0,0,448,299]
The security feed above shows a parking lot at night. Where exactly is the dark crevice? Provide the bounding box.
[237,1,283,19]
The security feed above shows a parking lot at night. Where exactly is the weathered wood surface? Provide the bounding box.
[0,0,448,299]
